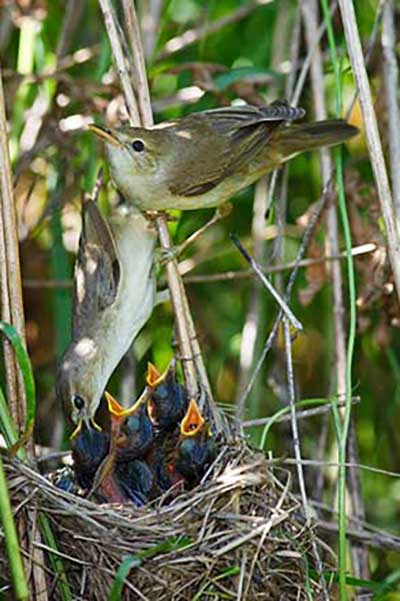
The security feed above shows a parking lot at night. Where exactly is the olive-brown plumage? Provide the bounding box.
[89,101,358,211]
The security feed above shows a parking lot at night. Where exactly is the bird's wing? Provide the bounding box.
[71,199,121,337]
[198,101,305,133]
[167,102,305,197]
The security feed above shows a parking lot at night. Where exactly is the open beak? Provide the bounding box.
[180,399,205,437]
[146,362,166,387]
[146,360,175,388]
[105,390,147,421]
[88,124,122,148]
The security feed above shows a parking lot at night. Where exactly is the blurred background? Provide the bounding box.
[1,0,399,590]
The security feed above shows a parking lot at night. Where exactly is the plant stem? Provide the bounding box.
[320,2,357,598]
[0,455,29,600]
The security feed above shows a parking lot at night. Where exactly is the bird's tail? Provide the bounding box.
[277,120,358,159]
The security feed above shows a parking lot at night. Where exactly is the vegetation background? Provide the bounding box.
[1,0,400,598]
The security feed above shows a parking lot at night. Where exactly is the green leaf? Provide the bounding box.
[0,322,36,435]
[109,536,191,600]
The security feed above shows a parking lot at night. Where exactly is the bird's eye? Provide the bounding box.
[131,139,145,152]
[73,395,85,410]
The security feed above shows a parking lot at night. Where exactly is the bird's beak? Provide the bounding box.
[146,362,168,387]
[105,390,147,421]
[88,124,122,148]
[70,413,101,439]
[180,399,205,437]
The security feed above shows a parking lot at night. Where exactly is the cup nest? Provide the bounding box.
[1,441,332,600]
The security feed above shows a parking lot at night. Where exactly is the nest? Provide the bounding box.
[2,442,332,600]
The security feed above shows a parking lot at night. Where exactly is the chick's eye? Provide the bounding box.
[73,395,85,410]
[131,139,145,152]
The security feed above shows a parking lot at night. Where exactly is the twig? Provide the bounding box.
[98,0,219,422]
[235,177,269,417]
[302,0,368,585]
[230,234,303,331]
[98,0,140,125]
[140,0,163,59]
[317,519,400,554]
[121,0,153,127]
[0,62,26,432]
[237,192,326,415]
[20,242,377,288]
[338,0,400,302]
[242,397,360,427]
[382,0,400,219]
[283,318,308,513]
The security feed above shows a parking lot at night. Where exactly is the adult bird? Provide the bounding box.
[89,100,358,212]
[56,196,157,437]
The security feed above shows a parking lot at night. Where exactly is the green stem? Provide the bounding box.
[320,2,357,599]
[0,455,29,600]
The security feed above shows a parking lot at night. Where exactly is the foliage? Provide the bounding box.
[0,0,399,597]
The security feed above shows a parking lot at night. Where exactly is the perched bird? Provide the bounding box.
[56,197,157,436]
[175,398,217,487]
[89,101,358,212]
[146,361,188,430]
[71,423,110,490]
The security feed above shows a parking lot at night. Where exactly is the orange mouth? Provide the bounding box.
[105,390,147,420]
[146,361,169,387]
[180,399,205,437]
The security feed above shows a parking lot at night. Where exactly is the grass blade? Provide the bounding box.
[0,454,29,600]
[0,321,35,436]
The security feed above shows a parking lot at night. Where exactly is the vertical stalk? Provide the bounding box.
[98,0,221,427]
[0,63,27,432]
[338,0,400,303]
[320,2,357,597]
[0,456,28,600]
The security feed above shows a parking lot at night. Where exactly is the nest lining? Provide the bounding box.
[1,443,331,600]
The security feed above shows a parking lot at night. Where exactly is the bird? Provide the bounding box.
[56,196,157,437]
[89,100,358,212]
[114,459,154,506]
[104,390,154,461]
[146,361,188,431]
[88,390,154,504]
[71,422,110,490]
[175,398,217,488]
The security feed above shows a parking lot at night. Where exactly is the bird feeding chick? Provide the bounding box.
[89,100,358,212]
[56,197,157,437]
[68,364,217,505]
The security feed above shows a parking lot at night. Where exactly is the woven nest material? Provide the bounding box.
[2,443,331,600]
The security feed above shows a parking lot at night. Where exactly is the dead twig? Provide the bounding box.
[382,0,400,219]
[338,0,400,302]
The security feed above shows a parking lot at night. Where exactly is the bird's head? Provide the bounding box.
[56,343,102,437]
[88,123,167,179]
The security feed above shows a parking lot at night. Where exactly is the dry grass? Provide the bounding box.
[1,442,331,600]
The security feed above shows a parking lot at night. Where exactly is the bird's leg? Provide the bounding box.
[159,202,233,265]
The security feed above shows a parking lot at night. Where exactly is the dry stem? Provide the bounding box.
[0,63,26,431]
[98,0,218,421]
[338,0,400,302]
[382,0,400,220]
